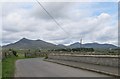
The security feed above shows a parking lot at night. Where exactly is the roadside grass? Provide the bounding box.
[0,61,2,79]
[2,53,25,79]
[2,57,17,78]
[2,52,46,79]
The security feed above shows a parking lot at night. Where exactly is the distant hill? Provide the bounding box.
[57,44,68,48]
[3,38,117,49]
[0,46,1,50]
[3,38,66,49]
[69,42,117,49]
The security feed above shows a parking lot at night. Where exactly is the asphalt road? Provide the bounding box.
[15,58,110,77]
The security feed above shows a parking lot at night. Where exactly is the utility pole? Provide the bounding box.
[80,38,82,48]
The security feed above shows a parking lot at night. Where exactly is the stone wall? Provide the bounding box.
[48,55,119,67]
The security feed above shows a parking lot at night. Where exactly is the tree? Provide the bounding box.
[12,50,18,57]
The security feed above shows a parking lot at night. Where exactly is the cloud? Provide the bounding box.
[2,2,118,46]
[0,0,119,2]
[0,3,2,45]
[61,13,117,44]
[30,2,71,20]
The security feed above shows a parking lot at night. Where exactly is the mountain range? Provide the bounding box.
[69,42,117,49]
[3,38,117,49]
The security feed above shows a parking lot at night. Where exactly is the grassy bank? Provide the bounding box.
[2,53,44,79]
[2,54,25,79]
[2,48,47,79]
[0,62,2,78]
[2,57,18,78]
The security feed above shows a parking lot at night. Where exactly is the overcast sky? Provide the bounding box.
[1,1,118,46]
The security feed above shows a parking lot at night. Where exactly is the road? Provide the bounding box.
[15,58,110,77]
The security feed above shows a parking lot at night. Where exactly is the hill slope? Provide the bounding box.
[3,38,66,49]
[3,38,117,49]
[69,42,117,49]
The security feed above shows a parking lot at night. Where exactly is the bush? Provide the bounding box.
[45,54,48,59]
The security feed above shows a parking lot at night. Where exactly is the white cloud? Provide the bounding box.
[0,3,2,45]
[2,2,118,46]
[0,0,119,2]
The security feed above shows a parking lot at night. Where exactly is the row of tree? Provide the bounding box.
[50,48,94,52]
[2,49,18,59]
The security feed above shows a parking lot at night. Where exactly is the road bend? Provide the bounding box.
[15,58,110,77]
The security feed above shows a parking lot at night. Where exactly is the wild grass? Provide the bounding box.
[2,53,25,79]
[2,52,45,79]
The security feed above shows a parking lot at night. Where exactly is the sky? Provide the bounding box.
[1,1,118,46]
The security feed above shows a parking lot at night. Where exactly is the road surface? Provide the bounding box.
[15,58,110,77]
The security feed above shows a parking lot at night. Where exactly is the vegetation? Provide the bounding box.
[2,52,26,79]
[2,48,49,78]
[48,47,119,55]
[0,62,2,79]
[1,47,119,78]
[2,56,18,78]
[72,48,94,52]
[44,54,48,59]
[50,48,94,52]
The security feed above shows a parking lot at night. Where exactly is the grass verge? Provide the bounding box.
[2,54,25,79]
[0,62,2,79]
[2,57,18,78]
[2,53,45,79]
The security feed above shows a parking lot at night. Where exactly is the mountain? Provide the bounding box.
[69,42,80,48]
[0,46,1,50]
[3,38,117,49]
[57,44,68,48]
[69,42,117,49]
[3,38,66,49]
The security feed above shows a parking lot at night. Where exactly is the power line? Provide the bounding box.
[35,0,84,46]
[36,0,71,37]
